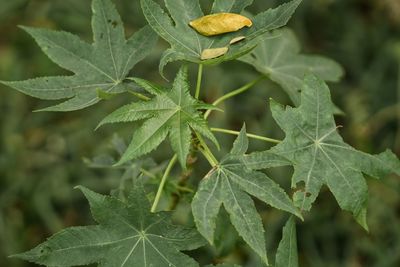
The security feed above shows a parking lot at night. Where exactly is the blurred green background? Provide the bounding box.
[0,0,399,266]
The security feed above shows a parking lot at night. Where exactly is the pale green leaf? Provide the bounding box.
[275,216,298,267]
[141,0,302,76]
[192,126,301,265]
[239,28,343,105]
[99,66,218,167]
[12,185,204,267]
[268,74,400,228]
[1,0,157,111]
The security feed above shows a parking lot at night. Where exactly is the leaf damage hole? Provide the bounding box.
[107,19,118,28]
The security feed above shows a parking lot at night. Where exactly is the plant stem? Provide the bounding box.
[195,133,218,167]
[151,154,178,212]
[204,76,265,119]
[211,127,281,144]
[195,64,204,99]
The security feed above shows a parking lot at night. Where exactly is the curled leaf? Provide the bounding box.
[230,36,246,45]
[189,13,252,36]
[201,47,229,60]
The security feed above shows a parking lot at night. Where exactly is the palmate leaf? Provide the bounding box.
[99,66,218,167]
[192,126,301,265]
[13,185,205,267]
[1,0,158,111]
[269,74,400,228]
[239,28,343,105]
[141,0,302,76]
[275,216,298,267]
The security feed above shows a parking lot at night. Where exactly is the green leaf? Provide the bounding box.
[192,126,301,265]
[268,74,400,228]
[99,66,218,167]
[205,264,242,267]
[141,0,302,77]
[12,185,205,267]
[1,0,158,111]
[275,216,298,267]
[239,28,343,105]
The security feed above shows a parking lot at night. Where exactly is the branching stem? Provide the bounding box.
[204,76,265,119]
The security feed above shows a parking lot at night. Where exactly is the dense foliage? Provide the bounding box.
[1,0,400,266]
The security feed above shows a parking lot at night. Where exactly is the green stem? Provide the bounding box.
[204,76,265,119]
[211,127,281,144]
[195,64,204,99]
[151,154,178,212]
[195,133,218,167]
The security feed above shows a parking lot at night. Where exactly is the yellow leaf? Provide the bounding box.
[201,47,229,60]
[230,36,246,45]
[189,13,253,37]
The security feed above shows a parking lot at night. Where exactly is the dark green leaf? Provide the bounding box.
[13,185,205,267]
[2,0,158,111]
[268,74,400,228]
[141,0,302,77]
[275,216,298,267]
[192,126,301,265]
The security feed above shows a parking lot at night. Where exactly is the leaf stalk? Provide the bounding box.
[204,75,265,119]
[211,127,281,144]
[151,154,178,212]
[195,64,204,99]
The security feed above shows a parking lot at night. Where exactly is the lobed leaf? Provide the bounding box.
[99,66,218,167]
[267,74,400,229]
[1,0,158,111]
[192,126,301,265]
[13,185,205,267]
[141,0,302,76]
[239,28,343,105]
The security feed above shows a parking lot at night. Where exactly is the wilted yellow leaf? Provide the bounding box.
[189,13,252,37]
[201,47,229,60]
[230,36,246,45]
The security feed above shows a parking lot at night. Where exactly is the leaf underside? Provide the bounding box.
[268,74,400,229]
[141,0,303,77]
[239,28,344,105]
[13,185,205,267]
[2,0,158,111]
[192,126,301,265]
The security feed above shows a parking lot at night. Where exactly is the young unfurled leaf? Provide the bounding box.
[275,217,299,267]
[268,74,400,229]
[1,0,157,111]
[201,47,229,60]
[189,13,252,36]
[192,125,301,265]
[141,0,302,76]
[12,185,205,267]
[98,66,219,167]
[239,28,343,105]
